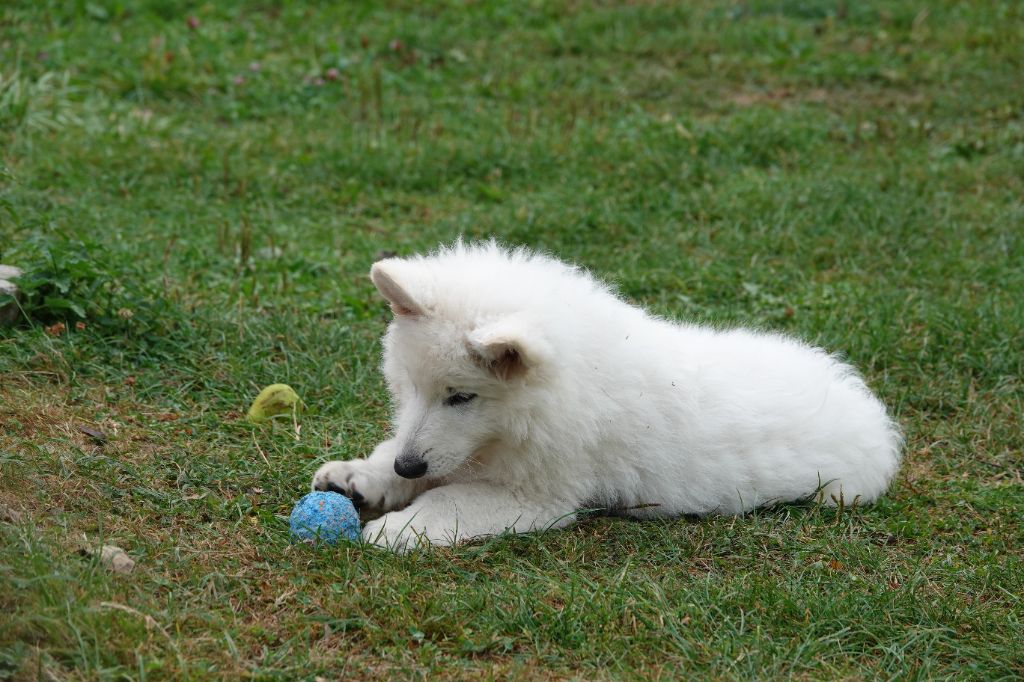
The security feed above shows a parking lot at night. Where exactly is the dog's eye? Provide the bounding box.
[443,392,477,407]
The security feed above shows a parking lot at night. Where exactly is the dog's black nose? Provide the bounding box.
[394,455,428,479]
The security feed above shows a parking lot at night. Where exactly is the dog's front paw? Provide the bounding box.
[311,460,393,512]
[361,510,446,553]
[361,515,416,553]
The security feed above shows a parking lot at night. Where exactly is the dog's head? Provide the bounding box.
[369,251,554,480]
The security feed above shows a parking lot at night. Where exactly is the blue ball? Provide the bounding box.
[289,491,360,544]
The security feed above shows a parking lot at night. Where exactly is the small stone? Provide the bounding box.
[0,503,22,524]
[78,424,108,444]
[256,246,283,260]
[0,264,22,326]
[98,545,135,574]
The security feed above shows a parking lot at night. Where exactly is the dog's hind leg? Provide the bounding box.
[361,483,577,552]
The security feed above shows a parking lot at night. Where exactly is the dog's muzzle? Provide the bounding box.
[394,451,428,479]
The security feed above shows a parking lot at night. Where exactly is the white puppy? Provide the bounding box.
[313,242,901,551]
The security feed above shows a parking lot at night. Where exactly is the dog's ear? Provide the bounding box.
[467,317,550,381]
[370,259,426,317]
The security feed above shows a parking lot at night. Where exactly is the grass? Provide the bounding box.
[1,0,1022,678]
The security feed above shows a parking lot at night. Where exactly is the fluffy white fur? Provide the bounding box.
[312,242,902,551]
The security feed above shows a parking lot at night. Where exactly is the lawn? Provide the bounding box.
[1,0,1022,679]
